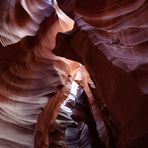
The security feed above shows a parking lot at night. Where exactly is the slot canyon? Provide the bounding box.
[0,0,148,148]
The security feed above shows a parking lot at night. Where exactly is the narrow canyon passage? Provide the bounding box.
[0,0,148,148]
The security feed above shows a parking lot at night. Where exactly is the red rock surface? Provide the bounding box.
[53,0,148,147]
[0,0,73,147]
[0,0,148,148]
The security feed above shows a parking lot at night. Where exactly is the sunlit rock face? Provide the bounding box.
[54,0,148,147]
[0,0,74,147]
[0,0,148,148]
[0,0,54,46]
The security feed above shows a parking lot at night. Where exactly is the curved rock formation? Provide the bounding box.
[0,0,148,148]
[0,0,73,147]
[53,0,148,147]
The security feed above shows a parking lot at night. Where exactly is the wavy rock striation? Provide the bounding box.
[53,0,148,147]
[0,0,148,148]
[0,0,73,148]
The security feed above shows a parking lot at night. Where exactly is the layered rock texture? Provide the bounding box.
[0,0,148,148]
[53,0,148,148]
[0,0,73,147]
